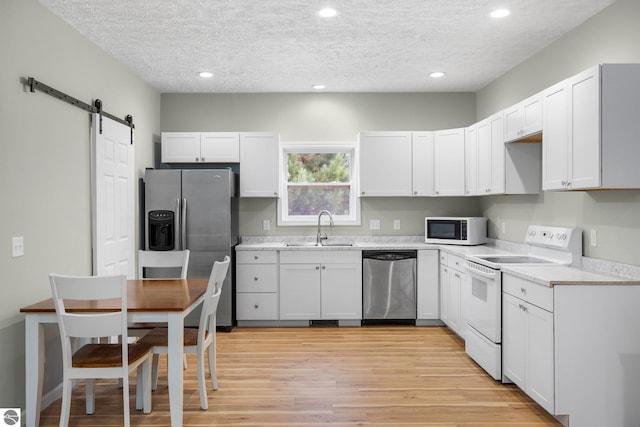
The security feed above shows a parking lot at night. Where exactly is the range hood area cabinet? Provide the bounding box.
[542,63,640,191]
[503,92,543,143]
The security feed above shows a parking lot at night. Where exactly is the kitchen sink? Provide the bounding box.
[321,242,354,247]
[283,241,355,247]
[284,242,319,247]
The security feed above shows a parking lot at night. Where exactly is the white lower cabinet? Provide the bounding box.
[503,273,555,414]
[416,250,439,320]
[236,250,278,320]
[279,250,362,321]
[439,252,467,338]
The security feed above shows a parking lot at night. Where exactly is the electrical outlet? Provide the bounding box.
[590,229,597,247]
[369,219,380,230]
[262,220,271,231]
[12,236,24,257]
[501,221,506,234]
[393,219,401,230]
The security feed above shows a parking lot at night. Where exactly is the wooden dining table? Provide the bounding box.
[20,278,209,427]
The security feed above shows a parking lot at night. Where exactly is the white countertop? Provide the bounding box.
[501,264,640,287]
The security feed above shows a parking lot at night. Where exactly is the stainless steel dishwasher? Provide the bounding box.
[362,250,417,321]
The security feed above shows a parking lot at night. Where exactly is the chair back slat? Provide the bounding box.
[138,250,190,279]
[198,256,230,340]
[62,312,123,338]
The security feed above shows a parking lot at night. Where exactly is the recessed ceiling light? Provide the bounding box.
[318,8,337,18]
[312,84,326,90]
[430,72,445,78]
[490,9,511,18]
[198,71,213,78]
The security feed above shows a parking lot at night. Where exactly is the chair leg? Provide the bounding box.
[151,353,160,391]
[59,378,73,427]
[207,343,218,390]
[85,378,96,414]
[122,374,131,427]
[196,351,208,410]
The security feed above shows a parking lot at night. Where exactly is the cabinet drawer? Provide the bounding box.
[503,273,553,312]
[237,250,277,264]
[448,254,465,271]
[236,293,278,320]
[236,264,277,292]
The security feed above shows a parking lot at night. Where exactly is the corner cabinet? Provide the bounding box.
[503,92,543,143]
[161,132,240,163]
[279,250,362,321]
[433,128,466,196]
[359,131,413,196]
[543,64,640,190]
[239,132,279,197]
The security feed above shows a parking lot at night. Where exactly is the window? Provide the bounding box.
[278,143,360,226]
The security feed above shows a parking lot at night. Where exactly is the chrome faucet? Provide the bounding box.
[316,210,334,245]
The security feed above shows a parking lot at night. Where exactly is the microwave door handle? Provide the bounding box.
[181,198,187,250]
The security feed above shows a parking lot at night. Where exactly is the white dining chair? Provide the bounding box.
[49,273,153,427]
[139,255,230,409]
[137,249,190,280]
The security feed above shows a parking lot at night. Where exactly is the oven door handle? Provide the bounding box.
[465,263,497,279]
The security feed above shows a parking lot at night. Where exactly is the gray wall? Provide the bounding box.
[1,0,160,409]
[161,92,479,237]
[476,0,640,266]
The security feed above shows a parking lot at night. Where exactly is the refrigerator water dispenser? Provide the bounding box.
[148,210,175,251]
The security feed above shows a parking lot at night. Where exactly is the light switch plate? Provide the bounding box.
[369,219,380,230]
[393,219,401,230]
[12,236,24,257]
[262,220,271,231]
[590,229,597,247]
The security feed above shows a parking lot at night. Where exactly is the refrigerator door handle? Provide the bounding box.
[175,198,181,250]
[181,197,187,250]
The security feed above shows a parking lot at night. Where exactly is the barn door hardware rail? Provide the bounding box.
[25,77,135,144]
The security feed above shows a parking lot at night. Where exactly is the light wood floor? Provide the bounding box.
[39,326,562,426]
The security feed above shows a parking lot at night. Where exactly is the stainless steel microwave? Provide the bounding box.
[425,217,487,245]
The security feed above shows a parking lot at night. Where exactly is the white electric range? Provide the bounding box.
[463,225,582,380]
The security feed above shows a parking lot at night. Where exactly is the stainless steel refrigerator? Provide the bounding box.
[143,168,238,330]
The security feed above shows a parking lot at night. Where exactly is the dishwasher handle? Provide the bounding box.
[362,250,417,261]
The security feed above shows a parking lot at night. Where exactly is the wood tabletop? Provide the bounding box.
[20,278,209,313]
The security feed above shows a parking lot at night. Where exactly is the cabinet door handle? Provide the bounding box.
[254,255,259,260]
[454,273,460,279]
[254,276,259,281]
[322,265,326,270]
[519,303,528,312]
[316,266,320,270]
[195,157,199,162]
[254,304,259,309]
[520,287,527,295]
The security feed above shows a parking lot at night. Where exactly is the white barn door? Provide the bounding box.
[91,113,135,278]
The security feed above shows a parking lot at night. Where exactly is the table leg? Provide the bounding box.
[167,312,184,427]
[25,315,44,427]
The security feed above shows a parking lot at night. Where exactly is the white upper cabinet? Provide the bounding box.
[411,131,435,196]
[239,132,279,197]
[464,125,478,196]
[503,93,543,143]
[476,113,505,194]
[161,132,239,163]
[359,131,413,196]
[433,128,466,196]
[543,64,640,190]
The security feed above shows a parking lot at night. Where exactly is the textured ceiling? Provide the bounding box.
[39,0,616,93]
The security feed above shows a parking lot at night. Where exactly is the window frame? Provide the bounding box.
[277,142,361,226]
